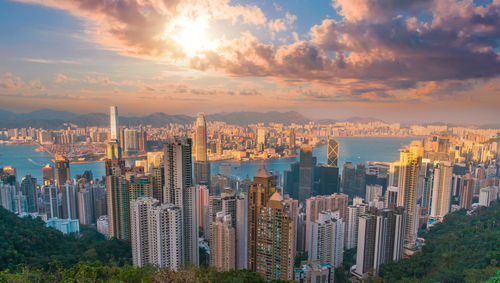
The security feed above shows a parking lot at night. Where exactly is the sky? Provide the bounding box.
[0,0,499,124]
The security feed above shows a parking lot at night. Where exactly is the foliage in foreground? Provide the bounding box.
[0,262,296,283]
[0,207,131,272]
[377,202,500,283]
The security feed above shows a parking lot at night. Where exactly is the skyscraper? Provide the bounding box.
[247,167,278,272]
[195,113,208,161]
[77,187,95,225]
[317,164,340,195]
[61,183,78,219]
[459,174,474,210]
[110,106,119,140]
[299,144,313,203]
[304,193,348,252]
[308,211,344,268]
[397,143,423,247]
[124,129,139,155]
[130,197,183,270]
[346,202,368,249]
[55,155,70,188]
[255,191,294,280]
[327,139,339,166]
[289,128,296,151]
[210,212,236,271]
[20,175,37,213]
[163,138,199,266]
[430,161,453,220]
[354,207,405,278]
[42,164,54,185]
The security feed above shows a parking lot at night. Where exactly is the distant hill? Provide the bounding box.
[207,111,309,125]
[0,109,310,128]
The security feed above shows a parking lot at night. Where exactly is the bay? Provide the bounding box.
[0,137,417,184]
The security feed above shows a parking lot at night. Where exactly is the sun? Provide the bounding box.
[168,19,216,58]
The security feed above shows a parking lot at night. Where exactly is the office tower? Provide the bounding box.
[61,183,78,219]
[255,191,294,280]
[163,138,199,266]
[308,211,344,268]
[1,166,17,186]
[195,113,208,161]
[235,193,248,270]
[397,143,423,247]
[42,184,59,219]
[55,155,70,188]
[257,128,266,149]
[194,161,211,186]
[210,212,236,271]
[342,162,356,196]
[284,162,300,199]
[42,164,54,185]
[304,193,348,252]
[459,174,474,209]
[138,129,147,153]
[384,186,399,209]
[77,187,95,224]
[317,164,340,195]
[346,202,368,249]
[355,163,366,195]
[289,128,296,151]
[437,133,450,153]
[430,161,453,220]
[247,167,278,272]
[119,127,125,151]
[299,144,313,203]
[106,139,122,160]
[124,129,139,155]
[198,185,209,233]
[130,197,183,270]
[327,139,339,166]
[366,184,383,203]
[354,207,405,278]
[219,163,231,179]
[20,175,37,213]
[110,106,119,140]
[479,186,499,206]
[147,151,164,171]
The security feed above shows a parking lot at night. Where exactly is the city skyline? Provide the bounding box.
[1,0,500,123]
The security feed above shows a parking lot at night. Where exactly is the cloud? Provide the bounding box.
[268,12,297,32]
[23,58,79,64]
[55,73,78,83]
[0,73,45,91]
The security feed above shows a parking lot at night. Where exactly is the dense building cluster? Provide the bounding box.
[1,106,499,281]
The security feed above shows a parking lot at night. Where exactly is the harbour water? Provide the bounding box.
[0,137,417,183]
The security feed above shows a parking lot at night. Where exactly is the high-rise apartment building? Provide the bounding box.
[354,207,405,278]
[247,167,278,272]
[61,183,78,219]
[210,212,236,271]
[459,174,474,210]
[308,211,344,268]
[304,193,348,252]
[77,187,95,225]
[397,143,423,247]
[130,197,183,270]
[346,202,368,249]
[163,138,199,266]
[430,161,453,220]
[255,191,294,281]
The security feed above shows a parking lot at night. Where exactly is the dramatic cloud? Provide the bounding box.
[7,0,500,109]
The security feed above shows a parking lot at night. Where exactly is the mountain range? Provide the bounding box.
[0,109,498,129]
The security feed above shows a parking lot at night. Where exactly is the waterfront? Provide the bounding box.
[0,137,416,183]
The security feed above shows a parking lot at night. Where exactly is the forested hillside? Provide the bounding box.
[377,202,500,283]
